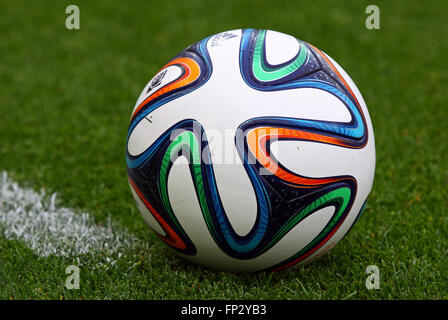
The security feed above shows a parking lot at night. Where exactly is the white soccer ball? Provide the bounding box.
[126,29,375,272]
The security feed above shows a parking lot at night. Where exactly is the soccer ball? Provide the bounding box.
[126,29,375,272]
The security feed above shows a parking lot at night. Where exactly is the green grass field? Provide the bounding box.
[0,0,447,299]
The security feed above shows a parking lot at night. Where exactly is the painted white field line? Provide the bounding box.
[0,171,137,258]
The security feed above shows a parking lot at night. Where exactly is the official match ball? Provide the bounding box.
[126,29,375,272]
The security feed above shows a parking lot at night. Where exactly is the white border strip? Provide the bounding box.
[0,171,136,257]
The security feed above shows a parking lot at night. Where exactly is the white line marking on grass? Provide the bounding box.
[0,171,137,258]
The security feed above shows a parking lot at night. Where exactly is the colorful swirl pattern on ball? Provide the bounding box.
[128,36,213,137]
[127,119,356,265]
[237,29,369,270]
[127,30,369,271]
[127,37,213,255]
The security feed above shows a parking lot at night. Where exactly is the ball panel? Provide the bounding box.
[209,164,258,237]
[129,181,166,236]
[127,116,155,156]
[264,30,300,66]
